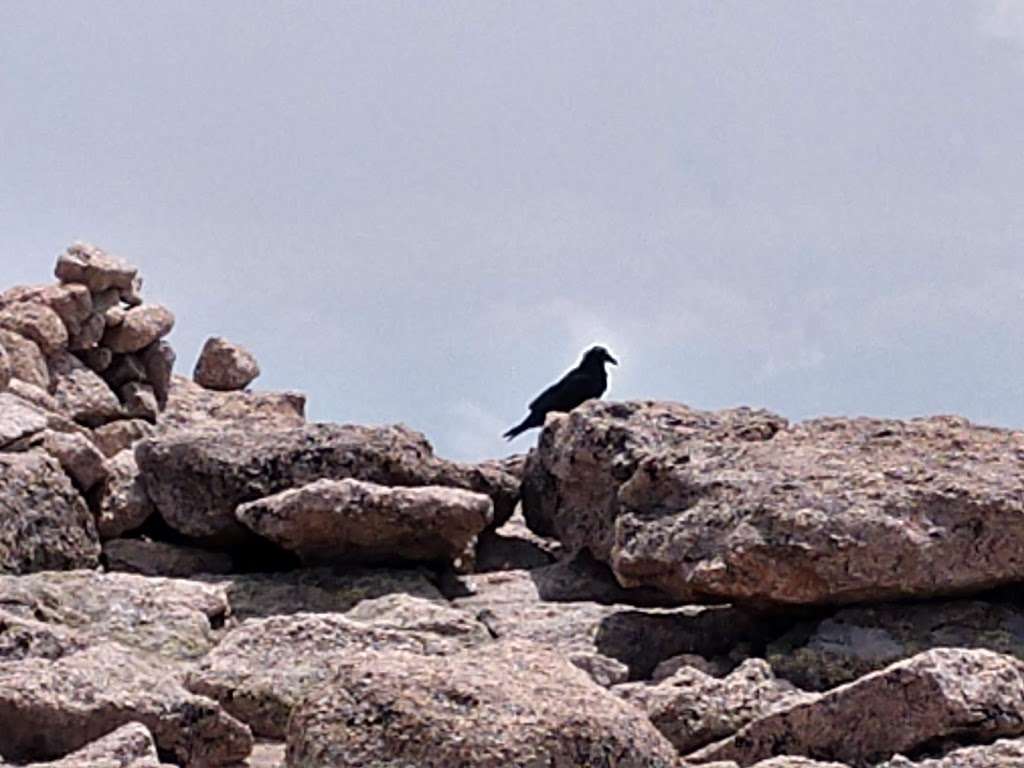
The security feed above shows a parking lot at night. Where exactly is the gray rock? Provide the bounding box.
[193,336,261,391]
[55,242,138,293]
[0,329,49,389]
[95,450,155,539]
[0,301,68,355]
[36,429,108,490]
[120,382,159,422]
[48,351,122,427]
[158,375,304,434]
[0,392,49,448]
[879,737,1024,767]
[5,377,58,411]
[91,418,156,457]
[0,283,92,336]
[102,305,175,354]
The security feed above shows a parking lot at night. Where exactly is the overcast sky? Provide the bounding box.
[2,1,1023,460]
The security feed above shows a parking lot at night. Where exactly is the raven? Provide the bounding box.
[503,346,618,440]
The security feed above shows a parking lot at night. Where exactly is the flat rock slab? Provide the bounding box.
[0,643,252,766]
[0,452,100,573]
[523,401,1024,606]
[285,640,679,768]
[236,478,492,570]
[0,570,228,662]
[103,538,235,577]
[137,423,520,542]
[20,722,169,767]
[689,648,1024,766]
[187,602,486,738]
[102,305,175,354]
[55,242,138,293]
[767,599,1024,690]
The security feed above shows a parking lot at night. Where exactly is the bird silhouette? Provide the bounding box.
[503,346,617,440]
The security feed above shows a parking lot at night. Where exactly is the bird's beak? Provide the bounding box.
[607,354,618,365]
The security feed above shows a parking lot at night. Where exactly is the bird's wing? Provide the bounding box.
[529,370,602,413]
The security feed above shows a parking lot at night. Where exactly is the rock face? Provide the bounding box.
[615,658,814,754]
[0,643,252,766]
[0,452,100,573]
[523,401,1024,606]
[236,478,493,570]
[285,640,680,768]
[193,336,261,391]
[137,423,520,542]
[690,648,1024,766]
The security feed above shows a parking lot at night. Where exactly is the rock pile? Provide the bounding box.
[4,244,1024,766]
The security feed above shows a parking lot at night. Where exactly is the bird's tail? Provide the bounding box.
[502,413,538,440]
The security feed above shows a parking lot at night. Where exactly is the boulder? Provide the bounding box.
[91,418,155,457]
[0,570,229,662]
[20,722,168,767]
[0,329,48,389]
[0,643,252,766]
[7,377,59,411]
[767,599,1024,690]
[54,242,138,293]
[35,429,108,490]
[0,452,99,573]
[0,301,67,355]
[689,648,1024,766]
[523,402,1024,606]
[236,478,492,570]
[67,311,105,350]
[158,375,304,433]
[48,351,122,426]
[104,538,234,577]
[193,336,261,391]
[284,640,679,768]
[141,341,175,408]
[137,423,519,542]
[0,283,92,336]
[0,392,49,448]
[186,605,484,738]
[102,305,175,354]
[615,658,814,755]
[94,450,155,539]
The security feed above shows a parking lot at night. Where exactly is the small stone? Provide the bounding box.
[193,336,261,391]
[102,305,175,354]
[22,722,165,767]
[0,302,67,355]
[120,382,159,422]
[142,341,176,408]
[91,418,156,457]
[48,351,122,427]
[55,242,138,293]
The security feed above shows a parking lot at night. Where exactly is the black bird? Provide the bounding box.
[503,346,618,440]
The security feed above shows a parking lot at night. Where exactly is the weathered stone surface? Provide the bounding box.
[0,643,252,766]
[49,351,122,426]
[0,609,89,663]
[193,336,261,391]
[142,341,175,408]
[880,737,1024,767]
[0,341,8,392]
[102,305,175,354]
[653,652,733,681]
[120,382,159,421]
[92,286,122,314]
[616,658,813,755]
[36,428,108,490]
[104,538,234,577]
[79,345,114,372]
[0,329,48,389]
[285,640,679,768]
[0,570,229,661]
[95,450,155,539]
[106,353,147,388]
[237,478,492,570]
[345,593,491,645]
[21,722,167,767]
[201,567,444,621]
[0,452,99,573]
[158,375,304,433]
[475,508,559,572]
[7,377,58,411]
[767,599,1024,691]
[524,401,1024,606]
[187,603,485,738]
[92,418,155,457]
[106,304,127,327]
[55,242,138,293]
[0,301,67,355]
[690,648,1024,766]
[0,392,49,448]
[453,568,763,679]
[0,283,93,335]
[137,423,518,542]
[68,311,105,349]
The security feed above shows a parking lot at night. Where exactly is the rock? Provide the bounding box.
[689,648,1024,766]
[523,402,1024,607]
[0,283,93,335]
[193,336,261,391]
[106,304,127,327]
[200,567,445,621]
[0,341,8,391]
[245,742,287,768]
[120,382,159,422]
[94,450,155,539]
[0,392,49,448]
[344,593,491,645]
[55,242,138,293]
[0,301,68,355]
[0,643,252,766]
[475,508,559,572]
[138,423,519,542]
[159,375,304,433]
[568,650,631,686]
[615,658,814,755]
[48,351,122,426]
[67,311,105,350]
[187,607,483,738]
[91,286,122,314]
[7,378,59,412]
[141,342,175,408]
[102,305,175,354]
[91,418,155,457]
[285,640,679,768]
[0,452,99,573]
[36,429,108,490]
[452,568,764,679]
[0,610,89,663]
[653,653,732,680]
[122,273,144,306]
[767,599,1024,691]
[21,722,167,767]
[880,737,1024,767]
[105,354,147,388]
[0,570,229,661]
[236,478,492,570]
[0,329,48,389]
[78,345,114,372]
[104,538,234,577]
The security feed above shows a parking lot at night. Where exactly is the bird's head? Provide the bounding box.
[581,345,618,368]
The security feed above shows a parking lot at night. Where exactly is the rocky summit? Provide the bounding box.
[1,244,1024,767]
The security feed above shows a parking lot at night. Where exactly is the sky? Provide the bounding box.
[2,1,1023,460]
